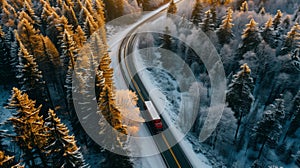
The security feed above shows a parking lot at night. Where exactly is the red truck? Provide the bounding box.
[144,101,163,133]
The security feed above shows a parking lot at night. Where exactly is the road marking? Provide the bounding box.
[162,133,181,168]
[123,34,181,168]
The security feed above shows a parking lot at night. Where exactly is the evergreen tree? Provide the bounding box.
[217,8,234,45]
[161,26,172,49]
[282,15,291,30]
[62,2,78,29]
[210,4,217,29]
[191,0,203,26]
[226,63,254,142]
[238,19,261,58]
[269,95,286,125]
[60,29,78,79]
[15,38,50,114]
[16,16,44,60]
[99,52,114,89]
[167,0,177,15]
[261,18,275,47]
[0,26,15,84]
[7,88,49,167]
[259,7,266,15]
[240,1,248,12]
[45,109,89,168]
[0,151,16,168]
[74,25,87,48]
[98,85,132,168]
[273,10,283,31]
[286,91,300,137]
[280,24,300,55]
[201,10,214,32]
[83,15,98,38]
[251,109,282,159]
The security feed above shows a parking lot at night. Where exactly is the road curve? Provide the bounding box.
[118,11,193,168]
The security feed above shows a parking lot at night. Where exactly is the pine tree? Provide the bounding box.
[286,91,300,137]
[226,63,254,142]
[273,10,283,30]
[1,0,17,28]
[167,0,177,15]
[161,26,172,49]
[74,25,87,48]
[83,15,98,38]
[283,15,291,30]
[45,109,89,168]
[15,38,50,114]
[210,4,217,29]
[238,19,261,58]
[191,0,203,26]
[0,151,15,168]
[280,24,300,55]
[98,85,132,168]
[60,29,78,78]
[62,2,78,29]
[217,8,234,45]
[240,1,248,12]
[16,15,44,60]
[259,7,266,15]
[99,52,114,89]
[7,88,49,167]
[0,26,15,84]
[251,109,282,159]
[269,95,286,125]
[261,18,274,47]
[201,10,214,32]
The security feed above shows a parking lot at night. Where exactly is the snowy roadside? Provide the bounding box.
[107,19,167,168]
[131,40,212,167]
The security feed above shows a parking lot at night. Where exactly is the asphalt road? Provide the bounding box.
[118,15,193,168]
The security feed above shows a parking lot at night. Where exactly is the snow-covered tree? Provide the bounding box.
[280,24,300,55]
[98,85,132,168]
[240,1,248,12]
[282,15,291,30]
[116,90,143,135]
[226,63,254,141]
[285,91,300,137]
[45,109,89,168]
[0,26,15,84]
[201,10,214,32]
[237,19,261,59]
[62,2,78,29]
[16,38,50,114]
[7,88,49,167]
[167,0,177,15]
[0,151,16,168]
[191,0,203,26]
[273,10,283,31]
[251,109,282,159]
[217,8,234,45]
[261,18,274,47]
[161,26,172,49]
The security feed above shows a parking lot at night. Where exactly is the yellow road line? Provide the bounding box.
[123,35,181,168]
[162,133,181,168]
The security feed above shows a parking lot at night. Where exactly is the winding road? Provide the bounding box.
[117,6,193,168]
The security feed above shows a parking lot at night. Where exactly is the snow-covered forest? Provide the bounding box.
[0,0,300,167]
[134,0,300,167]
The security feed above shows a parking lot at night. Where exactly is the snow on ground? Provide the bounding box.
[0,85,13,124]
[131,40,212,167]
